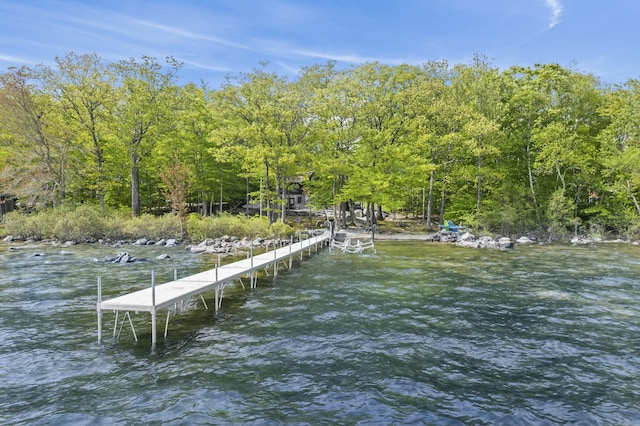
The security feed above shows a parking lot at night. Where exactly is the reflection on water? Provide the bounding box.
[1,241,639,424]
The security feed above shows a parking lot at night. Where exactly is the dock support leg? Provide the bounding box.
[113,311,119,338]
[97,277,102,344]
[164,310,171,339]
[214,287,219,313]
[274,242,278,276]
[151,271,157,346]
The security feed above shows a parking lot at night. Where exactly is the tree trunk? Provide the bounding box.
[332,176,338,224]
[92,133,106,213]
[219,168,224,214]
[526,141,542,228]
[476,155,483,214]
[426,170,435,228]
[131,162,140,216]
[439,171,447,223]
[264,161,272,223]
[210,190,215,215]
[348,199,357,227]
[280,177,287,224]
[627,180,640,216]
[246,177,250,215]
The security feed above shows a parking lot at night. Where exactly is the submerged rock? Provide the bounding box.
[104,251,140,263]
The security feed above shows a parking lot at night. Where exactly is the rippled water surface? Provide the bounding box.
[1,240,639,425]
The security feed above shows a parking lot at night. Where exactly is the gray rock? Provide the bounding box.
[571,237,593,245]
[165,239,178,247]
[156,253,171,260]
[133,238,148,246]
[110,251,138,263]
[516,236,535,244]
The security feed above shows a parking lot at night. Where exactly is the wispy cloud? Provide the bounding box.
[291,48,417,66]
[545,0,563,29]
[179,58,233,73]
[130,19,250,51]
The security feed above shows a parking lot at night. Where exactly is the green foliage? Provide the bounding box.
[546,189,576,241]
[4,207,183,242]
[3,54,640,239]
[268,221,295,238]
[185,213,286,240]
[51,204,106,241]
[4,211,53,240]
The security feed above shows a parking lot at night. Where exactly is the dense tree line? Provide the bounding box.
[1,53,640,239]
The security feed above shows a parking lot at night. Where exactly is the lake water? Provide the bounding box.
[0,240,639,425]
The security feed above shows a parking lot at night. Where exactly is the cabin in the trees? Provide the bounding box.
[287,176,309,211]
[0,194,17,219]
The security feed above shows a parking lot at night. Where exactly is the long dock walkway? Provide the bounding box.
[97,230,331,344]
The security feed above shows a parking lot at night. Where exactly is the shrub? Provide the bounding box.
[118,213,181,241]
[186,213,290,240]
[4,211,52,240]
[269,221,294,238]
[51,205,106,241]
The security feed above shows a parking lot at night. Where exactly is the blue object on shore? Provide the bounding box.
[438,220,467,233]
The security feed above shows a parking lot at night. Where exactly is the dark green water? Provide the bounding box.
[1,241,639,425]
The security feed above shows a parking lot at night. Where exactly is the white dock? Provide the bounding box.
[97,230,331,344]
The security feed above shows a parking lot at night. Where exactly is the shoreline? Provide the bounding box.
[2,228,639,247]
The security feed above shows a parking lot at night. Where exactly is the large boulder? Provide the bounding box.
[516,236,535,244]
[455,233,514,250]
[187,245,207,254]
[105,251,138,263]
[133,238,148,246]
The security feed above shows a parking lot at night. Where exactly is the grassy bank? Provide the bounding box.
[0,206,295,243]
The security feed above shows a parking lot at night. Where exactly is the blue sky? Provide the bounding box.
[0,0,638,87]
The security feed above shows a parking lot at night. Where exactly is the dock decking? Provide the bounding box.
[97,230,331,344]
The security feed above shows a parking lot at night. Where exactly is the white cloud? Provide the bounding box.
[546,0,563,29]
[130,19,249,51]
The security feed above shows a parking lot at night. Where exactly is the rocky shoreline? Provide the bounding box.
[342,228,640,249]
[1,233,315,260]
[3,229,639,256]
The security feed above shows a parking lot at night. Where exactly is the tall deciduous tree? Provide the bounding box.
[110,56,182,216]
[0,66,78,208]
[600,79,640,218]
[341,62,426,227]
[452,56,504,224]
[216,64,312,223]
[47,52,115,211]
